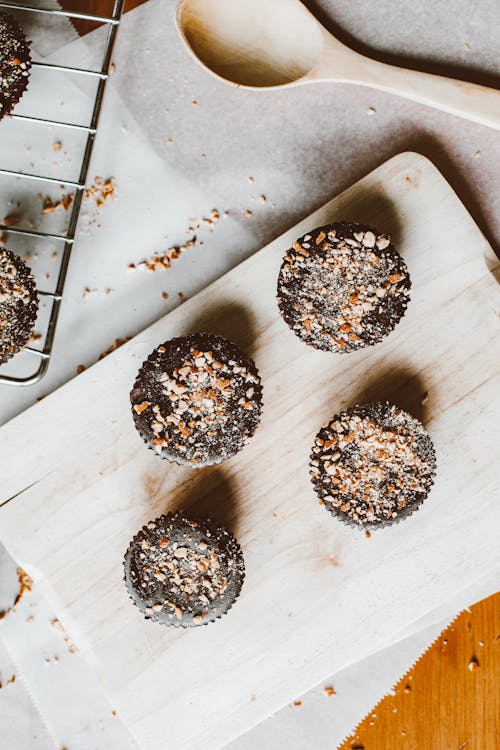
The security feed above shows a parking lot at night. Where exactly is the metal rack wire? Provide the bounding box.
[0,0,124,385]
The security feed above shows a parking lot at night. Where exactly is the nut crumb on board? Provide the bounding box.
[51,618,77,654]
[129,237,196,273]
[129,209,226,272]
[2,214,19,226]
[82,287,113,299]
[53,141,62,152]
[323,685,336,696]
[84,176,116,207]
[42,193,74,214]
[467,655,479,671]
[76,338,130,375]
[14,568,33,607]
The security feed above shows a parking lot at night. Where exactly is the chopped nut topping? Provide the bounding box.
[131,335,262,465]
[0,249,38,363]
[0,13,31,119]
[277,223,411,353]
[125,512,244,626]
[310,402,436,527]
[98,337,130,360]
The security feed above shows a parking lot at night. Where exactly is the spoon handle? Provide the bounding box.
[316,43,500,130]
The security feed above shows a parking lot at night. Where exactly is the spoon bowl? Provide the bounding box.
[176,0,324,88]
[176,0,500,130]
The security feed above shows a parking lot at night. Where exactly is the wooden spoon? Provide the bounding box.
[176,0,500,130]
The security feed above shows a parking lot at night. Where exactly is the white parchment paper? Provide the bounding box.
[0,1,499,749]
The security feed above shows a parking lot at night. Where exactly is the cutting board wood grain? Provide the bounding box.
[0,152,498,750]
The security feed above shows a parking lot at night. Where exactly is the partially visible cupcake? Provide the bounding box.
[277,222,411,353]
[309,402,436,528]
[0,248,38,364]
[130,333,263,467]
[0,12,32,120]
[124,511,245,627]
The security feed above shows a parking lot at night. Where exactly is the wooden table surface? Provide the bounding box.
[59,2,500,749]
[340,592,500,750]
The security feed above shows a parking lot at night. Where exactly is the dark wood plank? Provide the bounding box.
[59,0,148,36]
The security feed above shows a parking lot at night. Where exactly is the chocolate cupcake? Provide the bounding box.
[0,248,38,364]
[130,333,263,467]
[310,402,436,528]
[124,511,245,627]
[0,12,31,120]
[277,222,411,352]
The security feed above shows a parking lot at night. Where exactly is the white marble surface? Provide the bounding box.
[0,1,499,748]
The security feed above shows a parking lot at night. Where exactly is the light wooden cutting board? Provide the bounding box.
[0,152,498,750]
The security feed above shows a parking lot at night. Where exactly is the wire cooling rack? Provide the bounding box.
[0,0,123,385]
